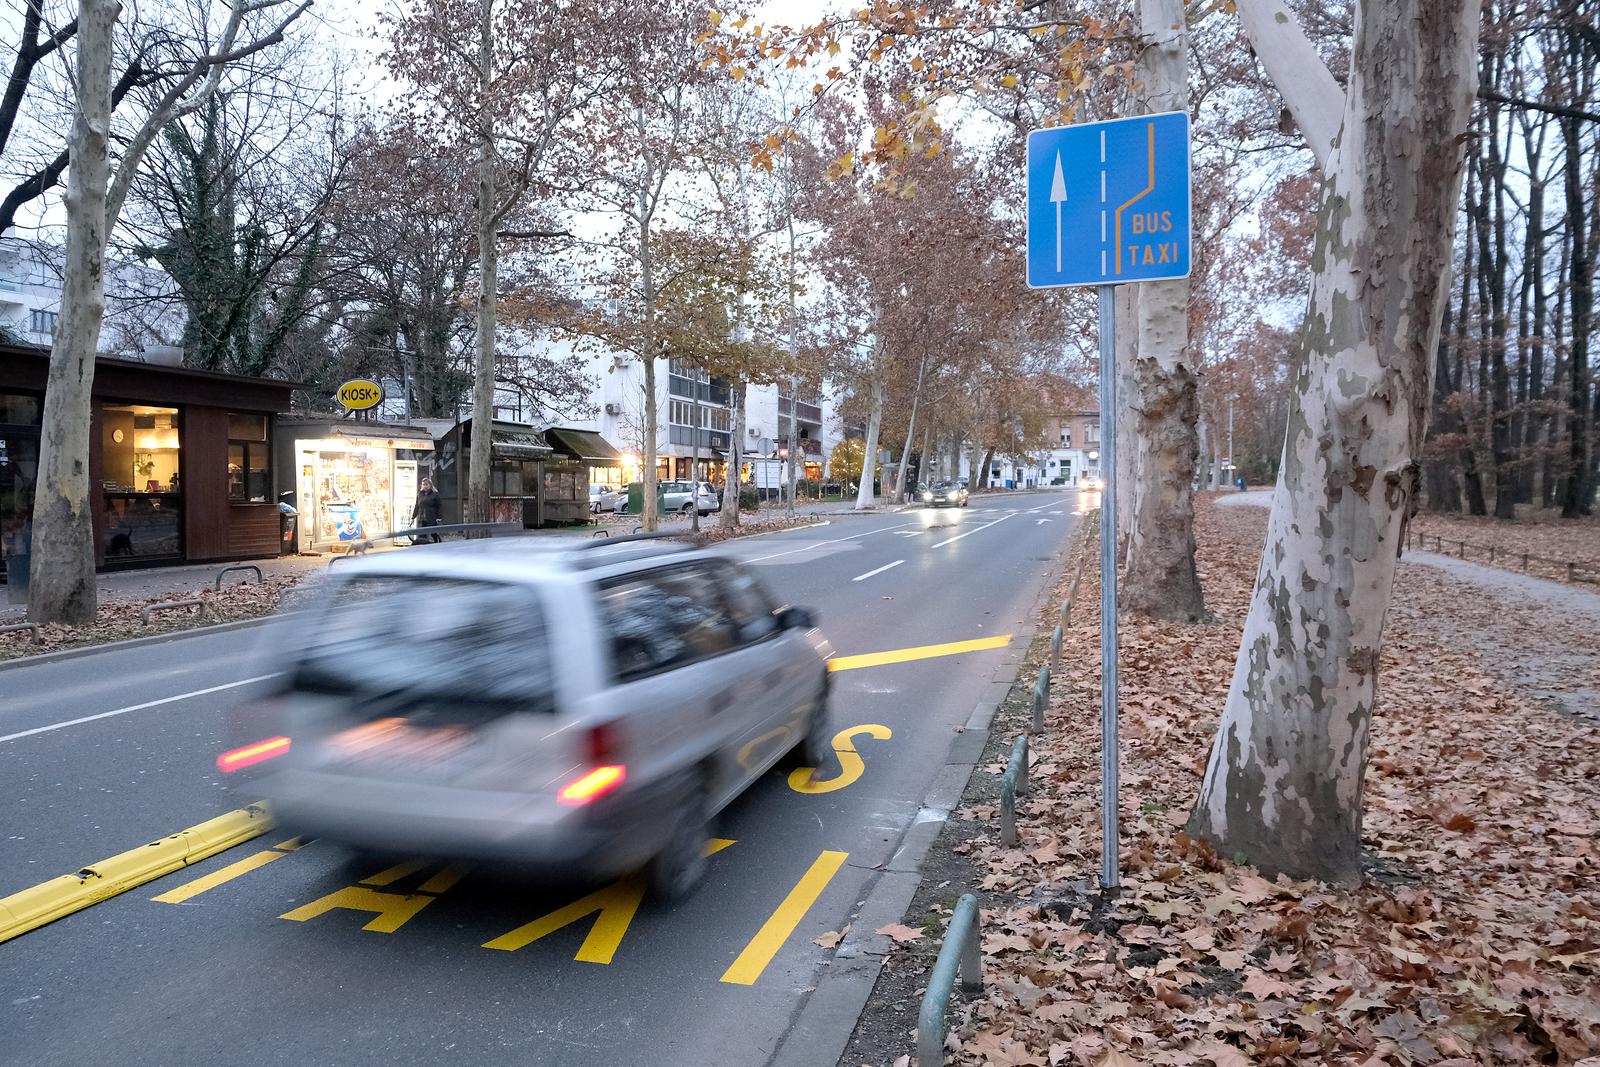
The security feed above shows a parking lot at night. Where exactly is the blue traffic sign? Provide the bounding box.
[1025,112,1191,289]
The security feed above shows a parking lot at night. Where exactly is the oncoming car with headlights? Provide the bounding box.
[221,535,832,900]
[920,481,970,508]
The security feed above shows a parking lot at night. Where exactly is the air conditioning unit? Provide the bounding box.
[604,403,622,415]
[748,426,760,437]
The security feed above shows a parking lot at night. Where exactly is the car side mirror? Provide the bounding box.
[776,606,816,631]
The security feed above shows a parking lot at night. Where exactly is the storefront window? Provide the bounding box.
[100,404,181,561]
[1,392,41,581]
[227,413,270,502]
[311,447,392,544]
[491,461,522,497]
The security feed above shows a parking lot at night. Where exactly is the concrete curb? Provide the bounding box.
[0,612,298,674]
[765,522,1072,1067]
[0,803,274,944]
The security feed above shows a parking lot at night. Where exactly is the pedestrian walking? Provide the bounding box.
[412,477,442,543]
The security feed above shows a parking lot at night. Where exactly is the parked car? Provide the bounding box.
[221,536,832,900]
[588,484,624,514]
[920,480,970,508]
[661,480,720,517]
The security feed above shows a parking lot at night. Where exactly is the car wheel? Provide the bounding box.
[646,790,711,902]
[680,502,694,515]
[784,680,832,769]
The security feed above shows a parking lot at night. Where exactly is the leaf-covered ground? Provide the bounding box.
[852,495,1600,1067]
[1409,510,1600,584]
[0,575,303,660]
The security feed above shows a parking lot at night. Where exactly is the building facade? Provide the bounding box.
[1,344,294,592]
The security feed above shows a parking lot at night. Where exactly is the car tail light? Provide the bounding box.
[587,721,622,765]
[217,736,291,773]
[558,765,626,806]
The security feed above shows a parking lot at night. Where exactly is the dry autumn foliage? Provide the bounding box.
[890,495,1599,1066]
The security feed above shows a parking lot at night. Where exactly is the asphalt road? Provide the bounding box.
[0,490,1088,1067]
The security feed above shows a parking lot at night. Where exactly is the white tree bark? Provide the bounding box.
[720,378,744,528]
[891,353,927,504]
[854,370,883,509]
[1190,0,1482,880]
[27,0,117,626]
[1233,0,1344,171]
[1123,0,1206,621]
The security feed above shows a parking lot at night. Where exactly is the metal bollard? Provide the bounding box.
[1008,733,1029,796]
[1032,664,1049,734]
[916,894,983,1067]
[1000,773,1017,848]
[215,564,263,590]
[0,621,41,645]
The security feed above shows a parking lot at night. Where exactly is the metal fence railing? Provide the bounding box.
[916,893,983,1067]
[1406,526,1597,584]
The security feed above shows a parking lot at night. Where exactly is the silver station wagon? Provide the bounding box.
[225,535,832,899]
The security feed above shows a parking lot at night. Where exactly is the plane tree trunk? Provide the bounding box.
[1123,0,1206,622]
[1190,0,1481,881]
[854,372,884,509]
[27,0,117,626]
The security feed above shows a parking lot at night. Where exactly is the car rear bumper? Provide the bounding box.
[258,768,673,877]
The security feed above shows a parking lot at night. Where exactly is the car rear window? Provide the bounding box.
[293,575,555,709]
[595,565,736,682]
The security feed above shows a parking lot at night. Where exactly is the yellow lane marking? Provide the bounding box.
[484,839,735,963]
[483,878,646,963]
[788,724,892,794]
[720,850,849,986]
[418,863,472,895]
[0,803,274,944]
[280,860,469,934]
[152,836,309,905]
[361,859,428,887]
[827,634,1012,673]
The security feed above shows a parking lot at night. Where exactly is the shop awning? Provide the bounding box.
[492,430,554,460]
[544,427,623,464]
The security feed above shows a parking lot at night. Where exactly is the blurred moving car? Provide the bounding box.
[920,481,970,508]
[222,536,831,900]
[1079,476,1102,491]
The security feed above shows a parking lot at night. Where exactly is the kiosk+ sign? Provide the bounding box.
[1024,111,1191,892]
[336,379,384,412]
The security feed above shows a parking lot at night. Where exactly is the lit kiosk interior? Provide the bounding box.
[275,415,435,551]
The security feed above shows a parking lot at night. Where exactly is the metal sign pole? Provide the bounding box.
[1096,283,1120,891]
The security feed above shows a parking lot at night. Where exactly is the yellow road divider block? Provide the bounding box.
[827,634,1012,673]
[721,849,848,986]
[0,802,275,944]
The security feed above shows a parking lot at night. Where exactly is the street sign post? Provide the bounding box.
[1025,112,1191,891]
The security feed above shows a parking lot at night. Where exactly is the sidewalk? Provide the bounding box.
[0,553,329,624]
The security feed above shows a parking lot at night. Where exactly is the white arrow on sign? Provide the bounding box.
[1051,153,1068,272]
